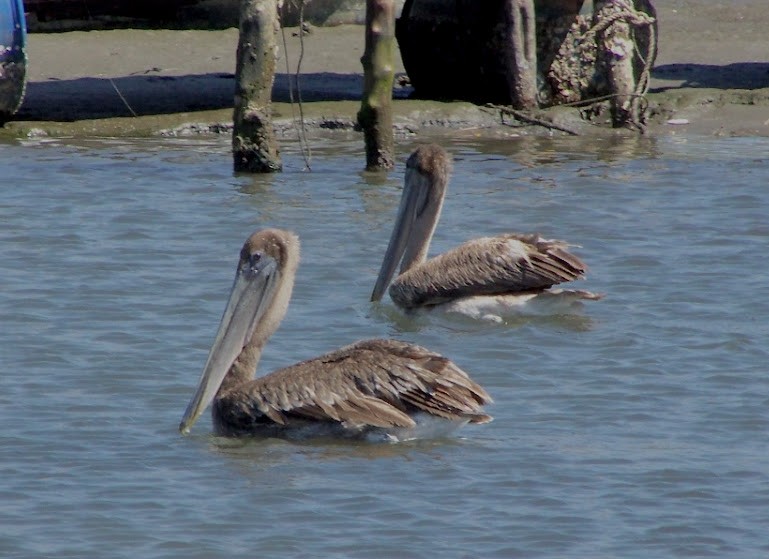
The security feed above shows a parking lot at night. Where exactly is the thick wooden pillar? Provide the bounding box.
[357,0,396,171]
[503,0,538,110]
[232,0,282,173]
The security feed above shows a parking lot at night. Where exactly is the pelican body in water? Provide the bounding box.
[179,228,492,440]
[371,144,602,320]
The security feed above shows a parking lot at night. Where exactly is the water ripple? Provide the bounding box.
[1,135,769,558]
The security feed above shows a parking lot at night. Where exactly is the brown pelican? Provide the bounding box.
[179,228,492,440]
[371,144,602,320]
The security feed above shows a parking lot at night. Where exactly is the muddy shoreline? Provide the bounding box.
[3,1,769,140]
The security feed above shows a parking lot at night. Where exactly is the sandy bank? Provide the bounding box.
[2,0,769,140]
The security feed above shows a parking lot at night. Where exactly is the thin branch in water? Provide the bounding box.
[484,104,580,136]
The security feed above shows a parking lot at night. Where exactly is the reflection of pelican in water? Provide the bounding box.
[371,144,602,322]
[180,228,492,441]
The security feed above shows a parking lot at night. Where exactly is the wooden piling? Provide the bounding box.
[232,0,282,173]
[594,0,642,128]
[502,0,538,110]
[357,0,396,171]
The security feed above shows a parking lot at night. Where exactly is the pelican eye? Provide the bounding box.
[249,251,263,269]
[240,248,264,274]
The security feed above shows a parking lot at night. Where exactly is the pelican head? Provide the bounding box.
[371,144,452,302]
[179,229,299,434]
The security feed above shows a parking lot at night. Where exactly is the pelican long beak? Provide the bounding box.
[179,255,279,434]
[370,169,431,302]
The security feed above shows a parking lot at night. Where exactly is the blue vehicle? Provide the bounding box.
[0,0,26,121]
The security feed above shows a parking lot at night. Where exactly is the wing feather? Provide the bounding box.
[220,339,492,432]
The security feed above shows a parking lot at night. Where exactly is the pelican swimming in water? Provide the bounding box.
[179,228,492,440]
[371,144,602,321]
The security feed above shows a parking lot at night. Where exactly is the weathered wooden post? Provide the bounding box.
[357,0,396,170]
[594,0,638,128]
[502,0,538,110]
[232,0,282,173]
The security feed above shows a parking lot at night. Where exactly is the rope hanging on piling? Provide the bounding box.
[588,0,657,129]
[280,0,312,170]
[539,0,656,130]
[495,1,656,134]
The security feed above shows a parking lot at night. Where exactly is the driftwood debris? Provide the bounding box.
[357,0,396,170]
[486,103,580,135]
[232,0,282,173]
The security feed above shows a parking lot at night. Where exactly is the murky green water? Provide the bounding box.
[1,133,767,558]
